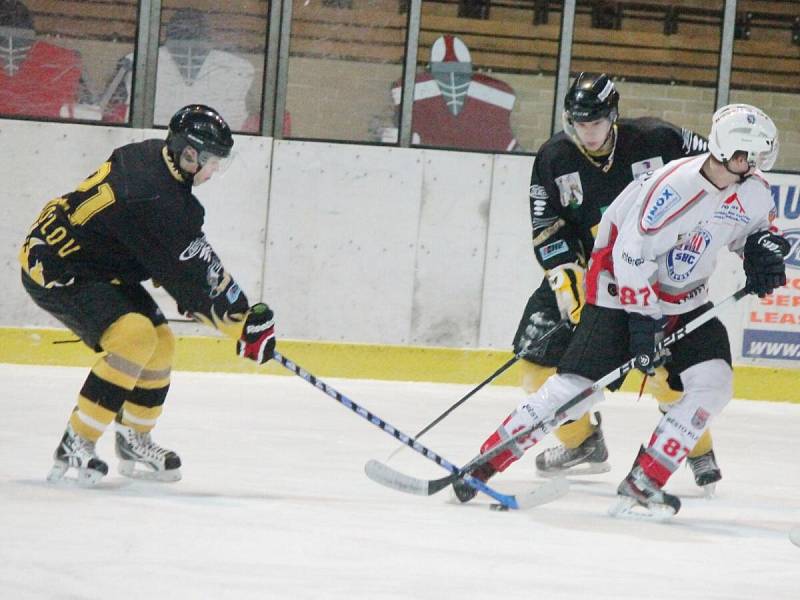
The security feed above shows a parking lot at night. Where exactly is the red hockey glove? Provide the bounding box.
[237,303,276,364]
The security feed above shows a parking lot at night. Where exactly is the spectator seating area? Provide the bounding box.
[18,0,800,92]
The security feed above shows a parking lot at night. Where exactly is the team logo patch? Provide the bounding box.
[180,236,213,261]
[538,239,568,261]
[691,407,710,429]
[529,184,548,200]
[226,282,242,303]
[642,184,682,229]
[666,229,712,281]
[554,172,583,208]
[713,193,751,224]
[631,157,663,180]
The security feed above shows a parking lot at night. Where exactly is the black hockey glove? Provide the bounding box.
[743,231,790,298]
[237,303,276,364]
[628,313,669,376]
[514,312,573,362]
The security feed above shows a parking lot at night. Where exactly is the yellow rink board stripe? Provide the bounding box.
[1,327,797,403]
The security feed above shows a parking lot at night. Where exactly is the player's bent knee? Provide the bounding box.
[680,359,732,415]
[521,373,601,421]
[100,313,160,367]
[650,367,682,405]
[520,361,556,394]
[152,324,176,366]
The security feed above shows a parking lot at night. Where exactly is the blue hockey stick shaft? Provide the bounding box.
[273,352,520,508]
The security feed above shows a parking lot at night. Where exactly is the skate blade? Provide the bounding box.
[118,460,181,482]
[608,496,676,522]
[47,462,105,487]
[538,461,611,478]
[701,482,717,499]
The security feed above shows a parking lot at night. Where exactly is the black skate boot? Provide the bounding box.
[452,462,497,504]
[610,453,681,520]
[687,449,721,496]
[115,417,182,482]
[535,412,610,476]
[47,423,109,486]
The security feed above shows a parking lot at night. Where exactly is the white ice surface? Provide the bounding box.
[1,363,798,600]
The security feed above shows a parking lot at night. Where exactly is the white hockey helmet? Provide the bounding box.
[708,104,778,171]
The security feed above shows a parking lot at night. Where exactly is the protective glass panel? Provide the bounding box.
[570,0,723,142]
[100,1,269,132]
[730,1,800,171]
[286,0,407,142]
[0,0,136,122]
[408,0,562,153]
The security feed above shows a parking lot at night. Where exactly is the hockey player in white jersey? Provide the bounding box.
[452,104,789,517]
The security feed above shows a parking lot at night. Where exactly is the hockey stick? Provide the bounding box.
[384,320,572,461]
[272,352,565,509]
[366,288,749,496]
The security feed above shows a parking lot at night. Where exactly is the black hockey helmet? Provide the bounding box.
[563,73,619,124]
[167,104,233,164]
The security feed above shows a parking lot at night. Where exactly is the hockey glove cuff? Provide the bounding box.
[743,231,790,298]
[237,303,276,364]
[547,263,586,325]
[628,313,669,376]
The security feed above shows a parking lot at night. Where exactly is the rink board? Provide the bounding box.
[1,120,799,390]
[0,327,797,403]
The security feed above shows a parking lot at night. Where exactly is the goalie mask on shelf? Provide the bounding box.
[164,7,212,85]
[0,0,35,76]
[429,35,472,117]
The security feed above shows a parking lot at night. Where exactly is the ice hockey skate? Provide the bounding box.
[451,462,497,504]
[687,449,721,497]
[535,413,610,477]
[609,463,681,521]
[47,423,109,486]
[115,418,182,482]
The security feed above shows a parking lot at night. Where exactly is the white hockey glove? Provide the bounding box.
[547,263,586,325]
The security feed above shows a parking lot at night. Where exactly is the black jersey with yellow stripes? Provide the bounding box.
[20,139,249,338]
[528,117,708,270]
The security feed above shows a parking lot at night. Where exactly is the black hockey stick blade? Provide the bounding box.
[365,459,455,496]
[365,459,570,508]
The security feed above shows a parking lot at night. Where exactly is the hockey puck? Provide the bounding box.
[490,503,510,512]
[789,527,800,548]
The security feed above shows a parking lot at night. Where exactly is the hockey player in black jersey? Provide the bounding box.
[509,73,720,490]
[19,104,276,485]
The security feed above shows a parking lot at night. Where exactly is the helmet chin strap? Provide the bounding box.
[722,159,751,183]
[162,145,194,184]
[571,123,618,173]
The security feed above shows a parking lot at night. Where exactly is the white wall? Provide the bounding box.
[2,119,799,369]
